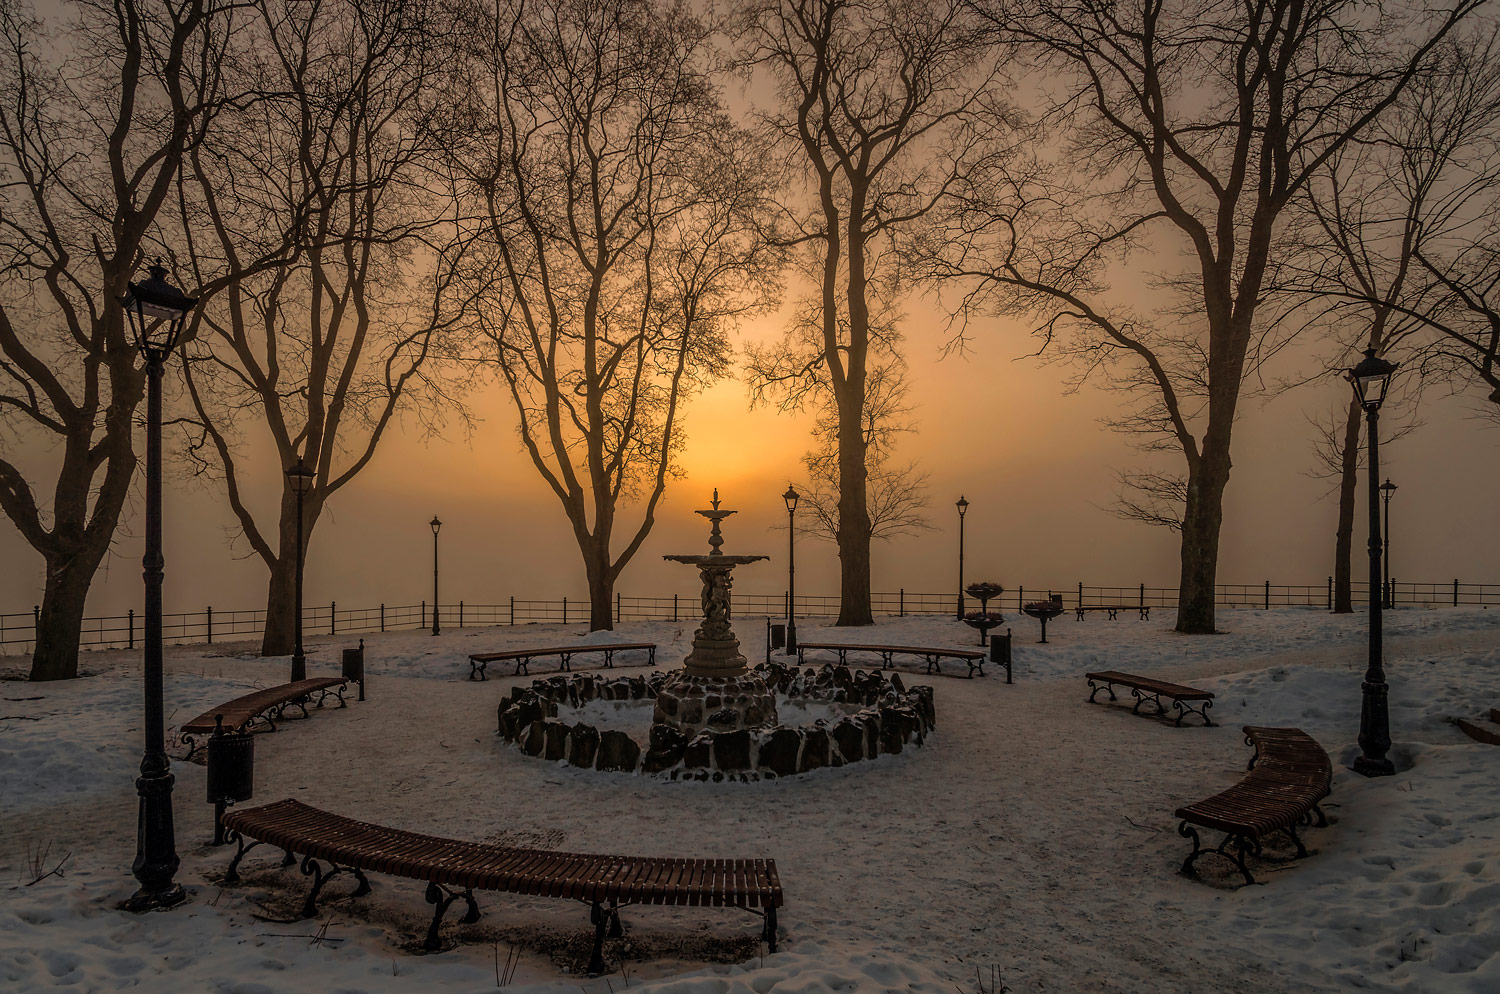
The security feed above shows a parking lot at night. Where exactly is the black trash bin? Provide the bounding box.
[989,628,1013,684]
[206,718,254,845]
[342,638,366,701]
[766,621,786,663]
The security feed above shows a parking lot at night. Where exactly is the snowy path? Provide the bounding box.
[1,608,1496,993]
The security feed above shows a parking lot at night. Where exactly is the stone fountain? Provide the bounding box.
[652,490,778,736]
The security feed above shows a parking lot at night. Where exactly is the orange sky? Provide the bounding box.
[2,294,1496,629]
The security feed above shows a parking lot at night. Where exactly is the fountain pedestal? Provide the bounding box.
[653,491,777,736]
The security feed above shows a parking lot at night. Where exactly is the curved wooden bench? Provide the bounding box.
[1074,605,1150,620]
[1175,726,1332,885]
[796,642,990,679]
[1085,670,1214,725]
[467,643,657,679]
[178,677,348,759]
[220,799,782,974]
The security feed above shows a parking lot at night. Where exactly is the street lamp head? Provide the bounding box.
[956,495,969,518]
[120,259,198,358]
[284,456,315,494]
[430,515,442,536]
[782,486,799,514]
[1379,479,1398,497]
[1347,348,1398,411]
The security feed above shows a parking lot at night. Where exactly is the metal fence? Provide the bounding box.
[3,577,1494,655]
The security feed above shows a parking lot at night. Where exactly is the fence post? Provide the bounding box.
[673,593,678,622]
[616,591,621,625]
[422,600,426,629]
[562,596,567,625]
[128,609,135,649]
[459,600,464,628]
[1078,581,1084,609]
[380,603,386,632]
[207,606,213,644]
[1264,580,1270,611]
[1018,586,1024,611]
[1454,578,1459,607]
[33,604,39,634]
[1389,578,1395,608]
[1327,576,1333,610]
[509,595,514,625]
[1139,583,1145,609]
[330,601,336,635]
[899,588,905,617]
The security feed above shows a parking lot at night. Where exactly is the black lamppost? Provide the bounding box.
[1380,479,1398,608]
[430,516,442,636]
[955,496,969,620]
[121,259,197,911]
[285,458,315,682]
[1349,348,1398,778]
[782,487,799,654]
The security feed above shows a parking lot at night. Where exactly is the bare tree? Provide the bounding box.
[1292,26,1499,609]
[447,0,780,631]
[174,0,466,657]
[794,361,932,544]
[937,0,1484,633]
[1400,30,1500,418]
[0,0,230,680]
[737,0,1000,626]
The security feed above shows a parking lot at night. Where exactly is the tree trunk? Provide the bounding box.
[584,535,615,632]
[1176,447,1231,634]
[29,543,109,681]
[1332,396,1362,613]
[260,553,296,657]
[260,491,317,656]
[834,406,874,626]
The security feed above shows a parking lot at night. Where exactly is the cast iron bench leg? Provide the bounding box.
[223,831,265,884]
[1087,679,1117,703]
[299,855,358,919]
[588,901,610,975]
[762,904,778,950]
[424,882,480,952]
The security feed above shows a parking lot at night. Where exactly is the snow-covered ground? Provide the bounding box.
[2,606,1497,993]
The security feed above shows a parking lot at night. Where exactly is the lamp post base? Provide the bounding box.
[122,883,187,913]
[290,652,306,683]
[785,623,797,655]
[125,768,184,912]
[1352,754,1396,777]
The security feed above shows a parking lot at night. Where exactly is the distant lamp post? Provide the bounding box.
[120,258,198,911]
[1348,348,1399,778]
[955,496,969,620]
[430,516,442,636]
[1379,479,1398,608]
[782,487,799,654]
[285,458,316,682]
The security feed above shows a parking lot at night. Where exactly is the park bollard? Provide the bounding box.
[206,716,254,846]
